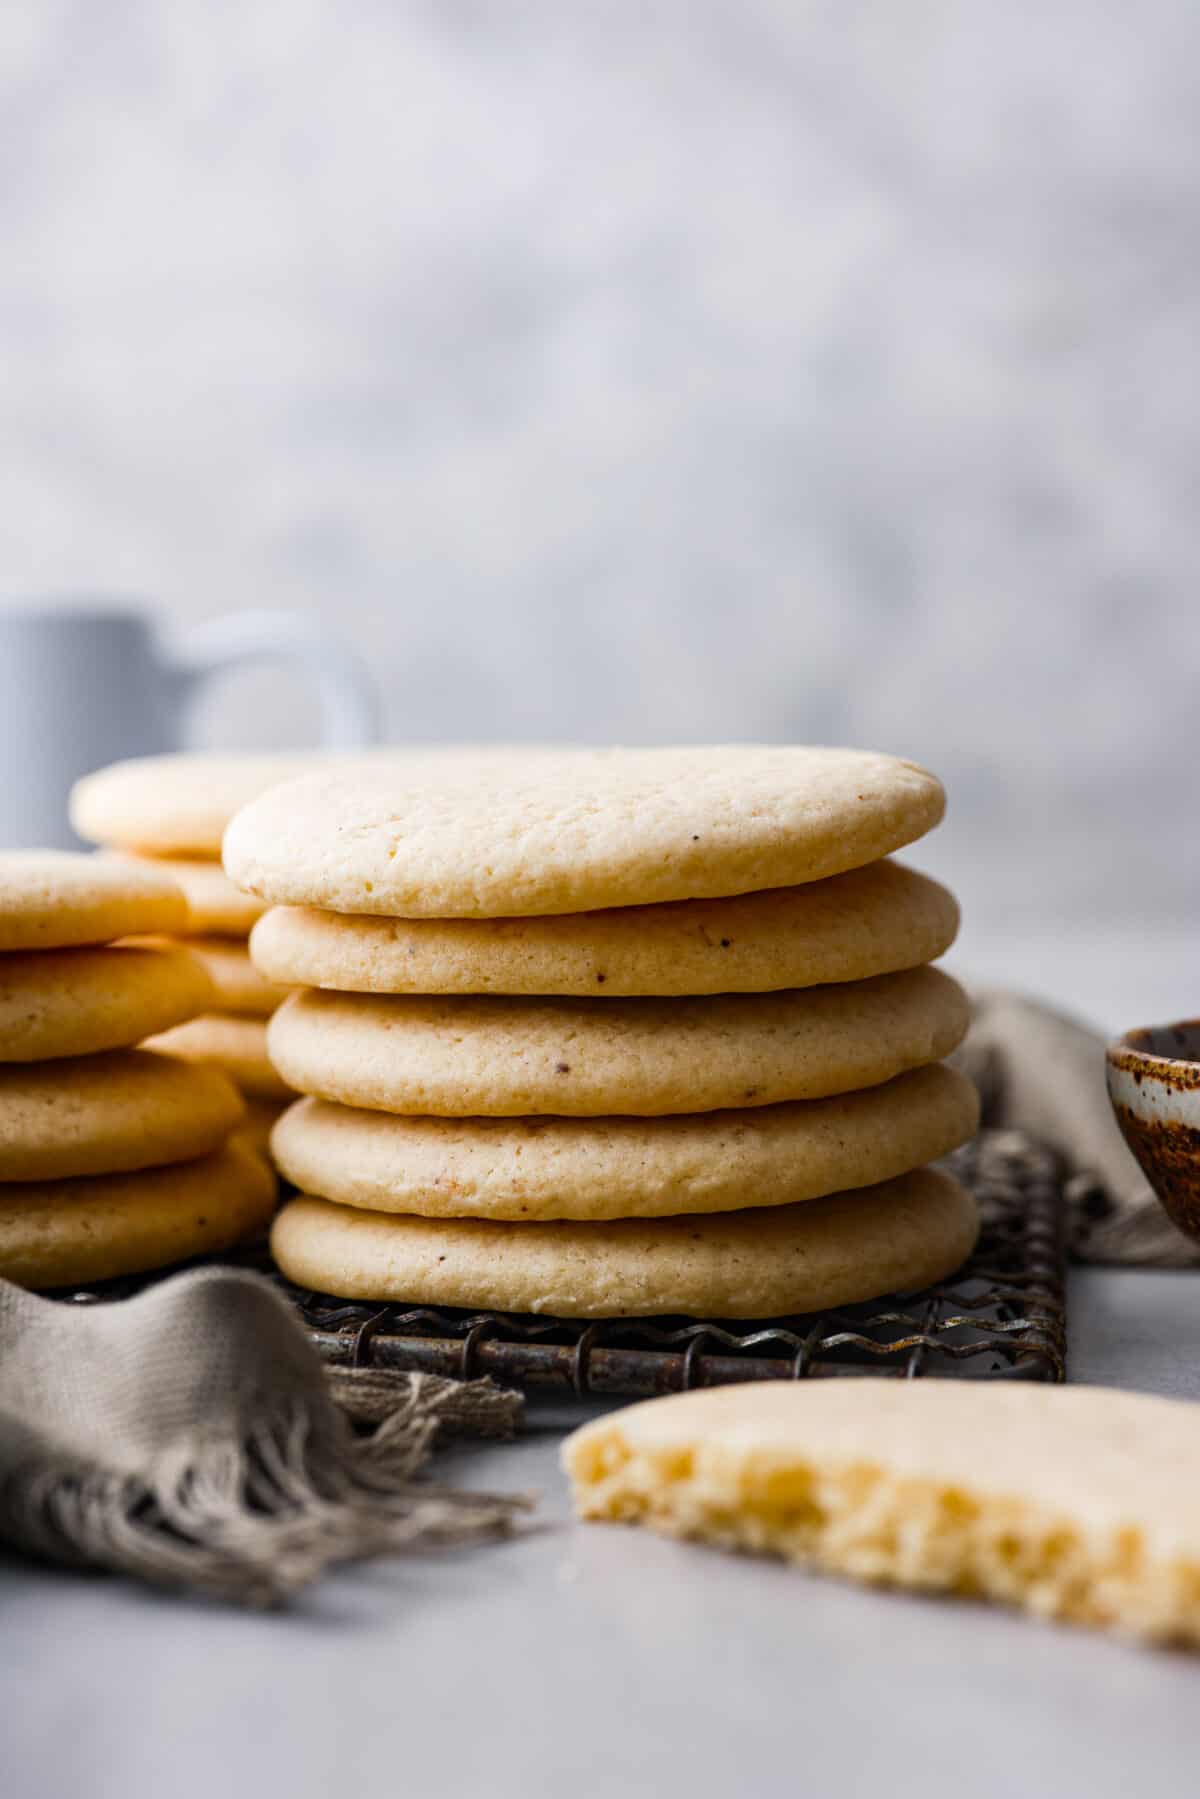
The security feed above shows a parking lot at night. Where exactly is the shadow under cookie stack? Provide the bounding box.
[70,754,308,1157]
[229,746,981,1322]
[0,852,274,1289]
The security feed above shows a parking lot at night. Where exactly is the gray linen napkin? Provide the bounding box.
[958,988,1197,1267]
[0,1266,528,1605]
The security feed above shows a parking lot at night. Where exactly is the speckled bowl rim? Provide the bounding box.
[1107,1020,1200,1090]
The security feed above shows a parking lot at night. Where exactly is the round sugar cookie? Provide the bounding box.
[271,1166,979,1319]
[224,746,945,919]
[0,1049,243,1182]
[138,936,290,1017]
[250,862,958,998]
[266,968,968,1118]
[0,944,214,1062]
[72,748,470,859]
[144,1013,294,1099]
[0,850,186,952]
[236,1095,289,1160]
[270,1063,979,1221]
[0,1139,276,1289]
[112,854,267,935]
[70,752,332,857]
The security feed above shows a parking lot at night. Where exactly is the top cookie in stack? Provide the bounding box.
[70,754,320,1143]
[228,747,980,1319]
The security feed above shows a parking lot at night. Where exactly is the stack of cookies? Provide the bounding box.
[227,747,981,1320]
[70,754,313,1155]
[0,851,274,1289]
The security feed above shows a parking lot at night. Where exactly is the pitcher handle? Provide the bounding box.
[163,609,379,748]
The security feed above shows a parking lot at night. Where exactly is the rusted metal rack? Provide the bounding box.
[56,1129,1066,1394]
[275,1128,1067,1394]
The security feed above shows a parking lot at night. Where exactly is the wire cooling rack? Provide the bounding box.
[275,1128,1068,1393]
[55,1127,1066,1394]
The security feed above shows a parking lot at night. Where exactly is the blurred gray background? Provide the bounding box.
[3,2,1199,980]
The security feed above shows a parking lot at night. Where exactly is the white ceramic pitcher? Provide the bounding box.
[0,600,379,847]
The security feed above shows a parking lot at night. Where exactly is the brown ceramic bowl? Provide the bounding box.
[1106,1022,1200,1243]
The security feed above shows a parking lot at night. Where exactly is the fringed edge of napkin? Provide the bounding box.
[0,1368,529,1608]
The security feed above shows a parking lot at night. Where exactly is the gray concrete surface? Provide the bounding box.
[6,1264,1200,1799]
